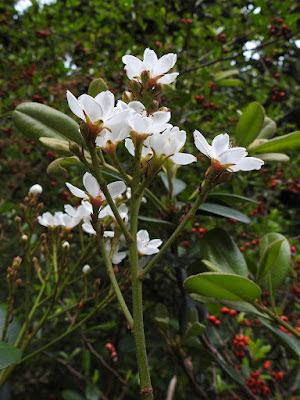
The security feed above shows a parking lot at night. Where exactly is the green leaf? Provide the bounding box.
[39,137,73,156]
[0,306,21,345]
[255,153,290,162]
[259,318,300,358]
[0,202,15,214]
[12,102,81,144]
[215,79,242,87]
[138,215,174,226]
[61,390,85,400]
[256,117,277,139]
[198,203,250,223]
[190,295,267,317]
[183,322,206,342]
[256,238,284,283]
[214,69,239,80]
[201,228,248,277]
[208,193,257,205]
[235,102,265,147]
[258,233,291,295]
[47,156,82,177]
[184,273,261,302]
[0,341,22,369]
[249,131,300,154]
[88,78,108,97]
[215,358,245,385]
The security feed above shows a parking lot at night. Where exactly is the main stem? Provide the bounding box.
[129,139,153,399]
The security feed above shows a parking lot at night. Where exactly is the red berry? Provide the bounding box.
[264,360,271,370]
[221,306,229,314]
[229,309,237,316]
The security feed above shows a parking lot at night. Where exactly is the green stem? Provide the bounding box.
[89,146,133,244]
[52,232,58,283]
[24,252,31,338]
[140,179,214,280]
[96,233,133,329]
[255,302,300,338]
[129,139,153,399]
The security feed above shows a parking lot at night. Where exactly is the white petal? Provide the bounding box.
[78,94,103,124]
[129,101,146,115]
[218,148,247,165]
[83,172,100,198]
[193,130,212,158]
[141,245,160,255]
[125,138,135,156]
[230,157,264,172]
[122,55,145,80]
[66,182,87,199]
[107,181,126,199]
[170,153,197,165]
[143,48,158,72]
[211,134,230,157]
[148,239,162,248]
[94,91,114,119]
[151,110,171,125]
[137,229,149,242]
[153,53,177,76]
[82,221,96,235]
[67,90,85,121]
[157,73,179,84]
[64,204,76,217]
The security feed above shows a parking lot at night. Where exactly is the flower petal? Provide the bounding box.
[66,182,88,199]
[157,72,179,84]
[107,181,126,199]
[153,53,177,76]
[151,110,171,125]
[143,48,158,72]
[122,55,145,80]
[211,133,230,157]
[83,172,100,198]
[125,138,135,156]
[218,148,247,165]
[78,94,103,123]
[230,157,264,172]
[67,90,86,121]
[94,91,115,119]
[170,153,197,165]
[137,229,149,242]
[193,130,212,158]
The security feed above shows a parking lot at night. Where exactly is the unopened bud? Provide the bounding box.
[69,141,81,156]
[62,241,70,249]
[141,70,151,86]
[82,264,91,274]
[29,184,43,196]
[122,91,134,103]
[21,234,28,242]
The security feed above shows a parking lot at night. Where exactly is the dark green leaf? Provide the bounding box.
[61,390,85,400]
[183,322,206,341]
[249,131,300,154]
[13,102,81,144]
[184,273,261,302]
[258,233,291,295]
[138,215,174,226]
[47,156,83,177]
[208,193,257,205]
[39,137,73,156]
[259,318,300,358]
[0,202,15,214]
[198,203,250,223]
[235,102,265,146]
[215,358,245,385]
[0,341,22,369]
[201,229,248,277]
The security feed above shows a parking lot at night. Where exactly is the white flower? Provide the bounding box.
[137,230,162,256]
[66,90,128,127]
[105,241,127,264]
[126,101,172,133]
[82,264,91,274]
[149,126,197,165]
[29,184,43,196]
[122,48,179,84]
[38,211,63,228]
[193,131,264,172]
[66,172,126,204]
[95,122,130,149]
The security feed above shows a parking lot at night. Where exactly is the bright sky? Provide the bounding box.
[14,0,56,13]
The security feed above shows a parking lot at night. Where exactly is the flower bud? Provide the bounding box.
[82,264,91,274]
[29,184,43,196]
[21,234,28,242]
[62,241,70,249]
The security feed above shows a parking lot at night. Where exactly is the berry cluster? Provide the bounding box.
[269,18,290,38]
[233,333,250,358]
[191,222,207,238]
[105,343,118,362]
[246,370,271,398]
